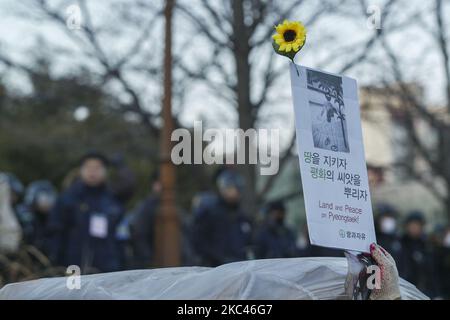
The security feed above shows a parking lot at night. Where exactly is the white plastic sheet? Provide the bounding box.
[0,257,429,300]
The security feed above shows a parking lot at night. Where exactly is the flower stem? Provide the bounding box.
[291,60,300,77]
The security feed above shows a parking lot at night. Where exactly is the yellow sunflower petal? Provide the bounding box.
[295,38,304,46]
[272,34,282,41]
[294,25,303,35]
[292,43,300,52]
[279,43,287,51]
[275,38,284,45]
[276,24,287,34]
[277,26,286,35]
[295,23,303,30]
[285,43,292,52]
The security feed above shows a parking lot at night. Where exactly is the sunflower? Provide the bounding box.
[272,20,306,59]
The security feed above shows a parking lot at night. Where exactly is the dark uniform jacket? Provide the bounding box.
[48,181,123,272]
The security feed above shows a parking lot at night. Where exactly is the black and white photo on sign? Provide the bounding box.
[307,69,349,153]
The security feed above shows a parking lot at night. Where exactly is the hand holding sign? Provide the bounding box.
[289,63,376,253]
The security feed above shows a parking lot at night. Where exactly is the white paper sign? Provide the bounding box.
[89,213,108,239]
[290,63,376,253]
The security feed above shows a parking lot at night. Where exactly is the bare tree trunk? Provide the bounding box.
[435,0,450,114]
[154,0,180,267]
[435,0,450,219]
[443,127,450,220]
[445,188,450,221]
[231,0,257,216]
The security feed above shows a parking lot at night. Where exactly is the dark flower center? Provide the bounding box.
[283,30,297,42]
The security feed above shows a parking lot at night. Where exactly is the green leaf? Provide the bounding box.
[272,39,306,61]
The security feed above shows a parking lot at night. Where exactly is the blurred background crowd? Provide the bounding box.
[0,0,449,300]
[1,157,450,299]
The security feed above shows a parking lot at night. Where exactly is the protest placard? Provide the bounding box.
[290,63,376,253]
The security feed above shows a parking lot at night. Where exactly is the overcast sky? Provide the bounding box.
[0,0,448,150]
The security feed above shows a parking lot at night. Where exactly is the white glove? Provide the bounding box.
[369,243,402,300]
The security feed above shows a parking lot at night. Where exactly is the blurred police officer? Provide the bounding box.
[109,152,137,206]
[0,173,22,253]
[16,180,57,253]
[4,173,24,209]
[254,200,297,259]
[47,152,124,273]
[432,225,450,299]
[374,203,403,269]
[400,211,438,297]
[191,169,252,267]
[296,223,343,257]
[127,171,161,269]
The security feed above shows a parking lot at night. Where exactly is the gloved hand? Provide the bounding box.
[369,243,402,300]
